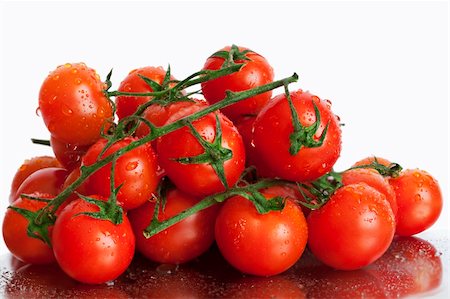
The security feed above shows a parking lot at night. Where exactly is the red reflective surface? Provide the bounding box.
[0,231,448,298]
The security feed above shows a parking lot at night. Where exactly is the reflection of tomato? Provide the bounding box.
[2,193,55,264]
[129,188,218,264]
[226,276,306,299]
[307,183,395,270]
[367,236,443,298]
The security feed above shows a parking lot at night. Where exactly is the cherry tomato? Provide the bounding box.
[39,63,113,145]
[201,45,274,121]
[116,66,176,120]
[129,188,219,264]
[9,156,61,202]
[342,168,397,218]
[82,137,160,210]
[2,193,55,264]
[52,197,135,284]
[307,183,395,270]
[157,112,245,197]
[215,187,308,276]
[13,167,69,203]
[50,135,91,171]
[389,169,442,236]
[253,90,342,182]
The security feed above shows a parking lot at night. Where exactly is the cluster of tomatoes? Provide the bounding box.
[2,45,443,285]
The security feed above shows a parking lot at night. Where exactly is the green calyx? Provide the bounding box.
[285,85,330,155]
[211,44,253,69]
[348,158,403,178]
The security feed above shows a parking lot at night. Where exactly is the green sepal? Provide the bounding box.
[138,74,163,92]
[76,192,124,225]
[211,44,253,69]
[8,206,54,246]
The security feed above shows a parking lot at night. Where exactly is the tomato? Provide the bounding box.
[12,167,69,203]
[52,197,135,284]
[201,45,274,121]
[9,156,61,202]
[342,168,397,218]
[50,135,91,171]
[253,90,341,182]
[389,169,442,236]
[82,137,160,210]
[307,183,395,270]
[38,62,113,145]
[157,112,245,197]
[116,66,175,120]
[2,193,55,264]
[214,187,308,276]
[353,156,392,168]
[129,188,219,264]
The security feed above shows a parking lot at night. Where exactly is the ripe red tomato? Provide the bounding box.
[39,63,113,145]
[129,188,219,264]
[52,197,135,284]
[253,90,341,182]
[50,135,91,171]
[2,193,55,264]
[12,167,69,203]
[157,112,245,197]
[342,168,397,218]
[9,156,61,202]
[116,66,175,120]
[307,183,395,270]
[389,169,442,236]
[82,137,160,210]
[201,45,274,121]
[215,187,308,276]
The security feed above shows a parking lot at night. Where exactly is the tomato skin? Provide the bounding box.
[253,90,341,182]
[39,63,112,145]
[82,137,160,210]
[52,197,135,284]
[389,169,442,236]
[13,167,69,203]
[116,66,175,120]
[157,112,245,197]
[307,183,395,270]
[50,135,91,171]
[215,189,308,276]
[129,188,219,264]
[201,45,274,121]
[2,193,55,264]
[342,168,397,219]
[9,156,61,202]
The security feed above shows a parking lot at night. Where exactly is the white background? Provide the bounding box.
[0,0,448,258]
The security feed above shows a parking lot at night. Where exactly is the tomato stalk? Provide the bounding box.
[28,70,299,243]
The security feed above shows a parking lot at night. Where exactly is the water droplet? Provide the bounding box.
[126,161,138,171]
[64,63,72,68]
[50,95,58,103]
[62,105,73,116]
[53,75,60,80]
[35,107,41,117]
[19,164,28,171]
[71,68,78,74]
[75,78,82,85]
[105,280,115,286]
[156,263,178,274]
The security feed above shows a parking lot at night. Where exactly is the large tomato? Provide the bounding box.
[389,169,442,236]
[52,197,135,284]
[201,45,274,121]
[157,112,245,197]
[307,183,395,270]
[129,188,219,264]
[82,137,160,210]
[2,193,55,264]
[214,187,308,276]
[253,90,341,182]
[39,63,113,145]
[115,66,175,120]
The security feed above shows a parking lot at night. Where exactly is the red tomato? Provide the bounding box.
[353,156,392,168]
[201,45,274,121]
[215,188,308,276]
[13,167,69,203]
[82,137,160,210]
[52,197,135,284]
[342,168,397,218]
[50,135,91,171]
[129,188,219,264]
[116,66,176,120]
[307,183,395,270]
[389,169,442,236]
[38,63,113,145]
[9,156,61,202]
[2,193,55,264]
[157,112,245,197]
[253,90,342,182]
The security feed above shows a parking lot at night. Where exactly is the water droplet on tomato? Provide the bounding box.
[62,105,73,116]
[64,63,72,68]
[35,107,41,117]
[53,75,60,81]
[19,164,28,172]
[75,78,82,85]
[126,161,138,171]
